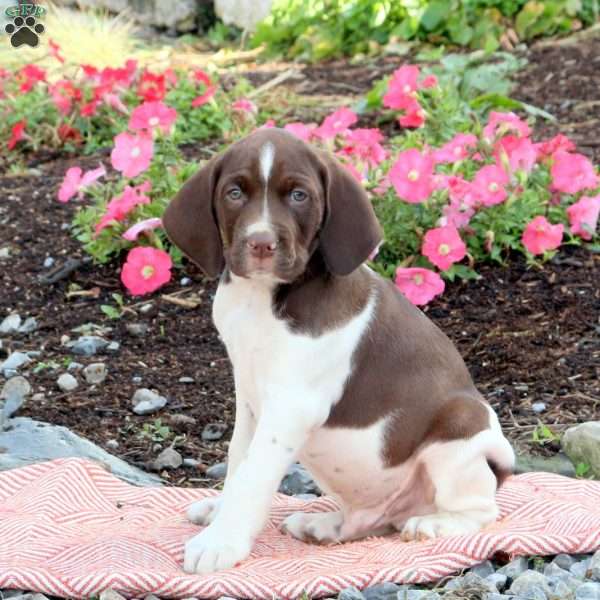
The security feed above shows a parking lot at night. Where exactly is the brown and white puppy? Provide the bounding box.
[163,128,515,575]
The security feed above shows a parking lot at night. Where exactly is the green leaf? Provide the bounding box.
[420,0,447,31]
[100,305,121,320]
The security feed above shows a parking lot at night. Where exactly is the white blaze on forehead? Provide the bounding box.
[259,141,275,183]
[245,141,276,236]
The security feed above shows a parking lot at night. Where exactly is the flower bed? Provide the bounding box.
[1,54,598,306]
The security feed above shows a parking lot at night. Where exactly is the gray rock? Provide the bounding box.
[577,582,600,599]
[153,447,183,470]
[19,317,38,334]
[279,462,321,496]
[126,322,149,337]
[202,422,228,441]
[487,573,508,591]
[183,458,200,468]
[106,439,119,450]
[531,402,547,413]
[1,375,31,423]
[295,493,318,500]
[139,303,154,314]
[444,577,464,591]
[132,388,167,415]
[57,373,78,392]
[1,352,31,377]
[515,453,576,477]
[463,572,497,593]
[205,462,227,479]
[107,341,120,352]
[571,559,591,579]
[0,247,10,259]
[43,256,55,268]
[562,422,600,477]
[338,586,365,600]
[0,313,21,334]
[169,414,197,426]
[544,562,571,579]
[471,560,496,578]
[180,277,192,286]
[84,363,107,385]
[483,595,514,600]
[0,417,161,486]
[405,592,439,600]
[71,336,109,356]
[67,361,84,371]
[548,575,583,594]
[31,392,45,402]
[178,376,195,383]
[591,550,600,581]
[509,570,550,599]
[498,557,529,580]
[363,583,400,600]
[554,554,577,571]
[99,590,127,600]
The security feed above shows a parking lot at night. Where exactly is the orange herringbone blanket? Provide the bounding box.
[1,458,599,599]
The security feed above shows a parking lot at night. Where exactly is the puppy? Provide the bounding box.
[163,128,515,575]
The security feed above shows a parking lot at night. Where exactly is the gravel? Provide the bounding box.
[0,313,21,334]
[70,335,109,356]
[0,376,31,425]
[131,388,167,415]
[153,447,183,470]
[83,362,107,385]
[201,422,228,441]
[1,351,31,377]
[205,461,227,479]
[57,373,78,392]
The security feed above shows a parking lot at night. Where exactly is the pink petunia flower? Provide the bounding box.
[7,120,26,150]
[283,122,316,142]
[191,69,217,107]
[57,164,106,203]
[49,80,82,115]
[340,128,387,167]
[395,267,445,306]
[536,134,576,159]
[315,107,358,140]
[521,216,564,255]
[437,176,477,228]
[121,246,172,296]
[17,64,46,92]
[389,149,435,204]
[433,133,478,164]
[110,132,154,178]
[422,226,467,271]
[472,164,509,206]
[95,182,152,234]
[551,151,599,195]
[495,135,538,174]
[232,98,258,115]
[122,217,163,241]
[129,101,177,134]
[385,65,421,102]
[483,111,531,141]
[390,94,425,129]
[566,195,600,240]
[137,70,167,102]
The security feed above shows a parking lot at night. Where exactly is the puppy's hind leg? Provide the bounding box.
[400,432,512,541]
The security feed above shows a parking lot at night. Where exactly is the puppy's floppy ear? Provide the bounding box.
[318,154,383,276]
[162,156,224,279]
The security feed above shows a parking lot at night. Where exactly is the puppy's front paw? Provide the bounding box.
[183,526,251,574]
[281,511,343,544]
[187,496,222,526]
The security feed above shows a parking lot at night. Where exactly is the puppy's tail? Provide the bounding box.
[486,437,515,489]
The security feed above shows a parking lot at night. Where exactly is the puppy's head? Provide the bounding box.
[163,128,382,282]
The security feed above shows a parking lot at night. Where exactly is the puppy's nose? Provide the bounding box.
[247,231,278,259]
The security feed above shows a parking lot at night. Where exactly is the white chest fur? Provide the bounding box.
[213,273,376,426]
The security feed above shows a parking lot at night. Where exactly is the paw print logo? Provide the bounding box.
[5,16,45,48]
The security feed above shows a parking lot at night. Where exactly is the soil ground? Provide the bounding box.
[1,34,599,487]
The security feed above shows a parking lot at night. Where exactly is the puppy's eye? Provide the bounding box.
[290,189,308,203]
[227,186,243,201]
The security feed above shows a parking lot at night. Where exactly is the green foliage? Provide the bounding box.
[531,422,560,445]
[251,0,599,61]
[138,419,173,443]
[100,293,126,319]
[575,461,592,478]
